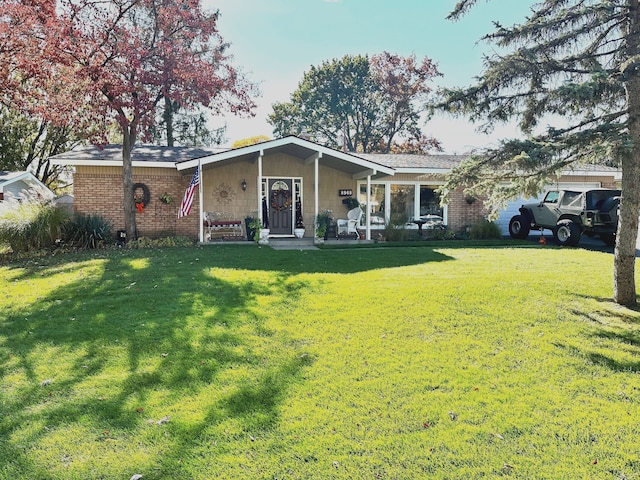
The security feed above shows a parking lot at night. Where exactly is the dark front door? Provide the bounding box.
[268,179,293,235]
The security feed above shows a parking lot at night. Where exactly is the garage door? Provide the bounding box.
[495,182,602,235]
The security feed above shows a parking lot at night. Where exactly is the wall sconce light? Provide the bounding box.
[241,179,247,191]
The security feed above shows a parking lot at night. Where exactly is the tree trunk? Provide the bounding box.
[122,125,138,241]
[614,0,640,306]
[614,151,640,306]
[164,95,174,147]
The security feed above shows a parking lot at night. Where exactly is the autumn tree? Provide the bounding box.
[2,0,256,239]
[269,52,441,153]
[231,135,271,149]
[439,0,640,306]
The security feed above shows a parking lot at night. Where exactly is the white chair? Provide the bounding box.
[336,207,362,238]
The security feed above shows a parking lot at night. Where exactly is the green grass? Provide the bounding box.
[1,243,640,479]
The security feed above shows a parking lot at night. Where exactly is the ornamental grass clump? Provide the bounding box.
[0,196,68,252]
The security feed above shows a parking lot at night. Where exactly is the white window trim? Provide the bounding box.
[357,180,448,228]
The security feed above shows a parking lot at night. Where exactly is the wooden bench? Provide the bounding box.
[204,213,243,240]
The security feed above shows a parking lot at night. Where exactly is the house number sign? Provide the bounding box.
[338,189,353,197]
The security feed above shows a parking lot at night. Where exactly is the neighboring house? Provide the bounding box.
[0,171,55,202]
[49,136,621,241]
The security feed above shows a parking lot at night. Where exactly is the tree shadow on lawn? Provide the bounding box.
[562,304,640,373]
[3,244,455,278]
[0,251,314,477]
[197,244,455,274]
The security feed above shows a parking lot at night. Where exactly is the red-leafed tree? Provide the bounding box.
[2,0,256,239]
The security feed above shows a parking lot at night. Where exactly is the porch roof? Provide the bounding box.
[176,136,396,179]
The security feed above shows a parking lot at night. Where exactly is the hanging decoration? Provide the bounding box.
[271,189,292,211]
[214,182,235,205]
[133,183,150,213]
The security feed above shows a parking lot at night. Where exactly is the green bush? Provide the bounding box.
[423,227,456,241]
[64,213,112,249]
[468,219,503,240]
[0,201,69,252]
[383,214,420,242]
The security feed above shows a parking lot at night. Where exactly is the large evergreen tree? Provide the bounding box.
[439,0,640,305]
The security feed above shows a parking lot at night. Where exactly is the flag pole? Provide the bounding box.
[198,159,203,243]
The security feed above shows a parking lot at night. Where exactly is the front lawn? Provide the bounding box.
[1,244,639,479]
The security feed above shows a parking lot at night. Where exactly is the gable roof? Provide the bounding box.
[176,136,396,179]
[0,171,54,199]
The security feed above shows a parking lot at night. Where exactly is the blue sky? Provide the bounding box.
[203,0,537,153]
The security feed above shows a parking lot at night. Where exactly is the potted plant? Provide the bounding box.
[250,216,270,245]
[342,196,360,210]
[159,192,173,205]
[248,217,262,243]
[258,226,270,245]
[314,223,326,244]
[316,210,333,240]
[245,212,258,242]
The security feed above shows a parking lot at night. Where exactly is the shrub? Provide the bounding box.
[423,227,456,241]
[382,214,420,242]
[0,200,69,252]
[468,219,503,240]
[64,213,112,249]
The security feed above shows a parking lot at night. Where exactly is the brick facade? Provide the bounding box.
[445,187,488,232]
[73,166,199,239]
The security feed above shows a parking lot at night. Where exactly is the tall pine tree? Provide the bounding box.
[439,0,640,305]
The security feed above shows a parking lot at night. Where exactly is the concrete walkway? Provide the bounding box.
[200,237,371,250]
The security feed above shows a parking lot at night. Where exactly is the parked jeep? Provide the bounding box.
[508,188,621,246]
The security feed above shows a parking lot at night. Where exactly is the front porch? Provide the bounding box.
[176,136,396,243]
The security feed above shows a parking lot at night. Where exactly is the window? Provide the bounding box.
[560,191,582,208]
[420,187,443,216]
[359,184,386,226]
[358,181,446,227]
[543,191,560,203]
[390,184,415,222]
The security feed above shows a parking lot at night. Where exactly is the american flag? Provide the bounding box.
[178,169,199,218]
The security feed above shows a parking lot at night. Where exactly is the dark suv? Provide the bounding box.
[508,188,621,246]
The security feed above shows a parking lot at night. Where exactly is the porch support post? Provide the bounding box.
[198,159,204,243]
[314,152,321,232]
[366,174,371,240]
[258,150,263,225]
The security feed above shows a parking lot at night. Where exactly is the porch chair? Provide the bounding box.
[336,207,362,238]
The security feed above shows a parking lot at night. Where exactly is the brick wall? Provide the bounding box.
[73,166,200,239]
[445,187,489,232]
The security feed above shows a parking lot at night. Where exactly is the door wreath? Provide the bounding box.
[133,183,150,213]
[271,189,292,211]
